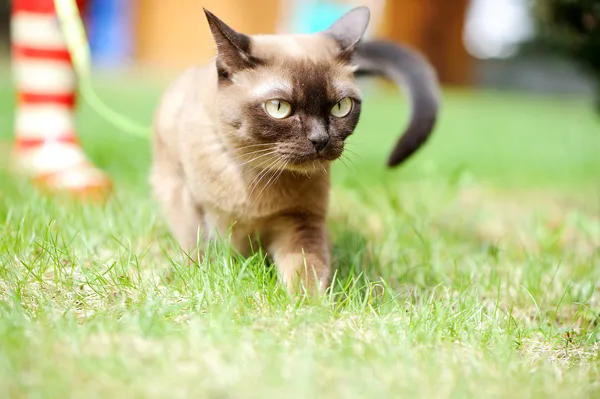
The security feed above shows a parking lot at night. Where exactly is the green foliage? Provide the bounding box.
[532,0,600,111]
[0,76,599,397]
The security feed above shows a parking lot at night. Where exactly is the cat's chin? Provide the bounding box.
[267,150,341,175]
[282,159,331,175]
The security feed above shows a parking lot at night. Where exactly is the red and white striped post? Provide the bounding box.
[11,0,112,200]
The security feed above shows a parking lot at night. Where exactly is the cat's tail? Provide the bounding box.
[353,40,441,167]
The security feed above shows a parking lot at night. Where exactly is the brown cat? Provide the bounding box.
[150,7,440,294]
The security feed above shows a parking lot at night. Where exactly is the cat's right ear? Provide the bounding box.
[203,9,259,76]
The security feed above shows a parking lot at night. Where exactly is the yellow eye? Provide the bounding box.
[263,99,292,119]
[330,97,353,118]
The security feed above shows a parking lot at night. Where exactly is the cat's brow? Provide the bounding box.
[332,80,362,100]
[250,81,293,99]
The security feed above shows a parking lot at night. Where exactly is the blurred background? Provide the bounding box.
[0,0,597,102]
[0,0,598,195]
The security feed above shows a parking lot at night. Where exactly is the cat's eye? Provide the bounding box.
[330,97,353,118]
[263,99,292,119]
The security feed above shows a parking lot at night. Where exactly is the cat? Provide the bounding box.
[150,6,440,294]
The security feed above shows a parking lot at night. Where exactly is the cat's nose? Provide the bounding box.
[308,133,330,152]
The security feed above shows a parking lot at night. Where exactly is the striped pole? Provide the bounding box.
[11,0,112,201]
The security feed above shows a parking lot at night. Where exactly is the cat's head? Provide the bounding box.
[204,7,370,174]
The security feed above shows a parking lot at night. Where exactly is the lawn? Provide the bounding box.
[0,71,599,398]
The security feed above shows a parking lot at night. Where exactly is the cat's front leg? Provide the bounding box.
[267,215,331,295]
[150,152,207,260]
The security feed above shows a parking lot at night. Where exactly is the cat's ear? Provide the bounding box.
[203,8,259,74]
[323,6,371,52]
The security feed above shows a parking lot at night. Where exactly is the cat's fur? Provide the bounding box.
[150,7,440,294]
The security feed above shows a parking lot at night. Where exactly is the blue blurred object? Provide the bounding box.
[290,0,352,33]
[87,0,133,67]
[288,0,380,94]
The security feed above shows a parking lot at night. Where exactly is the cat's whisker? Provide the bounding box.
[255,158,289,202]
[238,142,274,147]
[234,146,277,158]
[239,150,281,178]
[345,138,365,145]
[219,129,246,139]
[254,162,282,201]
[247,156,282,198]
[270,159,290,189]
[319,163,328,175]
[338,154,359,172]
[206,148,278,183]
[235,147,276,160]
[234,143,277,152]
[242,156,282,216]
[205,141,272,156]
[210,154,278,185]
[344,153,360,169]
[235,150,279,169]
[343,148,362,159]
[336,156,352,171]
[247,162,273,195]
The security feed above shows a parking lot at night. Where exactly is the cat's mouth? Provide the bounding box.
[272,149,341,174]
[237,144,343,174]
[279,142,344,164]
[281,149,342,166]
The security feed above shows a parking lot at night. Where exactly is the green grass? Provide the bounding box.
[1,72,599,398]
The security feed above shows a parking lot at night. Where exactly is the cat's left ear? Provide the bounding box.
[203,8,259,75]
[323,6,371,52]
